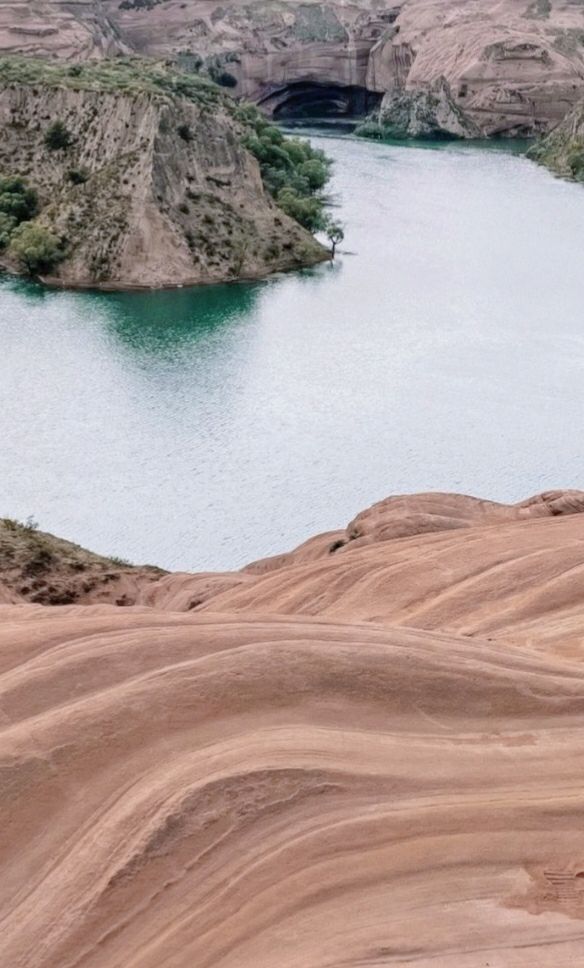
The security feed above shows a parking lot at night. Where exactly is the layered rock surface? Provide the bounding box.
[1,1,584,134]
[0,60,326,288]
[358,76,480,139]
[4,489,584,965]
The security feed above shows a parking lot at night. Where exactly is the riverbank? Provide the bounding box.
[1,133,583,570]
[0,57,330,289]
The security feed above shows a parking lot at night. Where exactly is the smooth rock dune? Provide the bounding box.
[3,490,584,966]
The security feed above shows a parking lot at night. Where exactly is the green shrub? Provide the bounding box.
[44,120,73,151]
[177,123,192,142]
[567,147,584,180]
[240,111,332,232]
[108,555,132,567]
[0,212,16,249]
[67,167,89,185]
[354,119,384,140]
[0,175,38,222]
[298,158,329,191]
[276,187,326,232]
[9,222,64,275]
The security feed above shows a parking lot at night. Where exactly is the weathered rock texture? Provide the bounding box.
[0,66,326,288]
[359,76,481,139]
[4,489,584,966]
[528,94,584,177]
[2,1,584,134]
[0,516,165,605]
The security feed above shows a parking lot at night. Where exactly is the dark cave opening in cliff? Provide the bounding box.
[260,82,382,120]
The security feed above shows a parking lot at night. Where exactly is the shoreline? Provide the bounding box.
[0,248,331,294]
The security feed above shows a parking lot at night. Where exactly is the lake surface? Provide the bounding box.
[1,134,584,571]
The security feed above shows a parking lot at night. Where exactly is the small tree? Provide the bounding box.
[325,219,344,259]
[44,120,73,151]
[10,223,64,275]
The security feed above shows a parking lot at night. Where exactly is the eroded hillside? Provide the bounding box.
[0,57,328,288]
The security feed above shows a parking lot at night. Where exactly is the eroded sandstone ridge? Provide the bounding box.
[1,1,584,135]
[0,58,327,288]
[4,488,584,965]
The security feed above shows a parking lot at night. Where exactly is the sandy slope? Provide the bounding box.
[3,491,584,966]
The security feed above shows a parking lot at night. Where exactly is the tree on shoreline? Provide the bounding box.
[325,219,344,259]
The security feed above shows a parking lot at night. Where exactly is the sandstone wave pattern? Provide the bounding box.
[3,490,584,965]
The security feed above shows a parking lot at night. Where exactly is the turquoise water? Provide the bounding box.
[1,135,584,570]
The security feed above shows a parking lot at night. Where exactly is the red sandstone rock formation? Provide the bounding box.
[4,489,584,965]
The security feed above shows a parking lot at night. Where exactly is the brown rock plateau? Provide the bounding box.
[4,488,584,965]
[1,1,584,134]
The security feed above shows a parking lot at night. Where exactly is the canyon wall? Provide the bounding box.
[528,92,584,175]
[1,1,584,134]
[0,62,326,289]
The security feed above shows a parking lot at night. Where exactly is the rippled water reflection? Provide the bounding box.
[1,135,583,570]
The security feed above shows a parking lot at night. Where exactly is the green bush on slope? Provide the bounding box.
[0,175,38,249]
[237,104,332,232]
[44,120,74,151]
[9,222,64,275]
[0,56,336,246]
[0,176,38,223]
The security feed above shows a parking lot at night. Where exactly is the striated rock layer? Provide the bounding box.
[357,76,481,139]
[0,60,326,289]
[4,489,584,965]
[2,1,584,134]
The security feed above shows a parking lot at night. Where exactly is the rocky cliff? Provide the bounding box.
[1,1,584,136]
[4,488,584,966]
[0,58,327,289]
[528,95,584,177]
[357,76,481,139]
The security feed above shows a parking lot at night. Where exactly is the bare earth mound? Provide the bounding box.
[3,489,584,966]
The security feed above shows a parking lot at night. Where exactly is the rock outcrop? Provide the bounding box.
[0,58,327,289]
[0,515,165,605]
[357,76,480,139]
[528,95,584,178]
[1,1,584,135]
[5,489,584,966]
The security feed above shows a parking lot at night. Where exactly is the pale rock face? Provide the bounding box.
[0,83,326,288]
[394,0,584,135]
[528,95,584,176]
[0,0,127,59]
[372,76,481,138]
[1,1,584,134]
